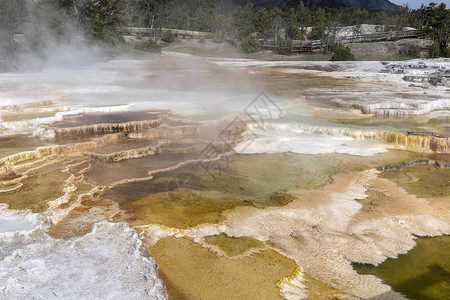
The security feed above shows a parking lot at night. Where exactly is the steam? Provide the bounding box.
[0,1,102,71]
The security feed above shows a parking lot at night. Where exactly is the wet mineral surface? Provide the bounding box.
[1,57,449,299]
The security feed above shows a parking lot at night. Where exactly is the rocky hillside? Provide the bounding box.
[337,0,401,11]
[239,0,401,11]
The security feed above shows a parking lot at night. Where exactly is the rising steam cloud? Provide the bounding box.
[0,0,102,71]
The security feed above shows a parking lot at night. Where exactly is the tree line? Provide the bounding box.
[0,0,448,66]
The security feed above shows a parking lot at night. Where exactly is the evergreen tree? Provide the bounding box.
[78,0,131,44]
[240,34,261,53]
[331,42,355,61]
[424,2,449,57]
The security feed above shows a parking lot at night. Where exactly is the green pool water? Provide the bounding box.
[354,236,450,300]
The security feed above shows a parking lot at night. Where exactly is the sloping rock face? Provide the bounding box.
[339,0,400,11]
[251,0,400,11]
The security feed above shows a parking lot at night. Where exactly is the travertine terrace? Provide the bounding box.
[1,57,449,299]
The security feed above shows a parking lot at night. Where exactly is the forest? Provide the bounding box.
[0,0,449,68]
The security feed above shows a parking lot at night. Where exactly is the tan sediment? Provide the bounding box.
[121,188,250,229]
[3,119,243,237]
[149,236,297,300]
[51,118,165,139]
[154,268,189,300]
[35,157,120,239]
[0,147,62,172]
[103,151,234,190]
[128,125,201,140]
[83,139,217,163]
[0,100,59,111]
[0,147,99,227]
[277,268,351,300]
[0,175,27,188]
[203,233,265,257]
[101,150,392,229]
[44,159,95,219]
[0,183,23,193]
[85,145,159,162]
[0,135,51,159]
[0,133,121,172]
[1,105,447,300]
[47,196,121,239]
[141,222,356,299]
[111,153,346,230]
[376,131,450,153]
[0,170,70,213]
[0,111,61,123]
[3,136,444,299]
[67,160,92,174]
[2,120,183,173]
[216,169,449,299]
[379,164,450,198]
[260,68,356,92]
[0,156,67,195]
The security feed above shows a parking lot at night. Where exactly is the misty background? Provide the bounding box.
[0,0,448,71]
